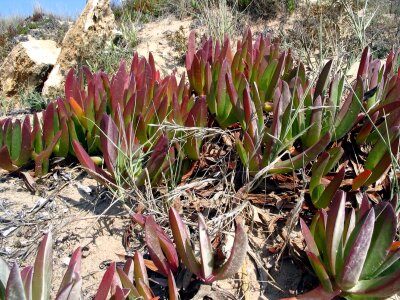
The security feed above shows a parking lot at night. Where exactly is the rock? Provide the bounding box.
[42,0,116,98]
[0,39,60,96]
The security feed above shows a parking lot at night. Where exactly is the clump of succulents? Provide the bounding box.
[298,191,400,299]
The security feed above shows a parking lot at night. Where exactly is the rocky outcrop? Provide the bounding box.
[42,0,116,98]
[0,39,60,96]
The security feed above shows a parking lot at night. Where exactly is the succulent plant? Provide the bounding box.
[309,147,344,208]
[133,208,248,284]
[0,232,82,300]
[297,191,400,299]
[94,250,178,300]
[169,207,248,283]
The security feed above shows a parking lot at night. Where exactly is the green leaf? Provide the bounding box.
[116,268,140,299]
[339,209,375,290]
[300,218,320,258]
[347,269,400,298]
[169,208,202,277]
[364,127,400,171]
[306,252,334,293]
[145,216,171,276]
[310,152,330,193]
[10,120,22,161]
[6,264,27,300]
[326,191,346,277]
[334,77,363,140]
[167,270,179,300]
[212,220,248,282]
[32,232,52,300]
[324,147,344,176]
[269,132,331,174]
[0,257,10,299]
[198,213,214,280]
[360,202,396,279]
[314,60,333,100]
[305,96,323,147]
[316,167,345,209]
[134,251,149,287]
[56,247,82,298]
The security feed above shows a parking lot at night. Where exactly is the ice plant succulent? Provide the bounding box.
[0,232,82,300]
[298,191,400,299]
[72,114,171,187]
[94,250,179,300]
[132,208,248,284]
[169,207,248,283]
[309,147,344,208]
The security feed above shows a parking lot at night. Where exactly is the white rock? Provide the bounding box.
[42,0,116,98]
[0,39,60,96]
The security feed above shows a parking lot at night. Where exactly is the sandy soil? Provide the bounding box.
[0,167,127,298]
[135,16,193,76]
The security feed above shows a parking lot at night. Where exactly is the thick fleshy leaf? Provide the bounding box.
[310,152,329,193]
[10,119,22,161]
[0,146,18,171]
[326,191,346,277]
[324,147,344,176]
[158,235,179,273]
[34,131,62,176]
[356,111,379,145]
[314,60,333,100]
[372,246,400,277]
[305,96,323,147]
[343,208,356,248]
[136,135,169,186]
[32,232,52,300]
[364,126,400,171]
[360,202,396,279]
[357,47,370,78]
[16,116,32,165]
[100,114,119,176]
[0,257,10,299]
[185,31,196,70]
[136,278,154,300]
[305,252,334,293]
[94,262,115,300]
[55,275,81,300]
[300,218,320,257]
[21,266,33,300]
[116,267,140,299]
[72,140,114,184]
[144,216,170,276]
[339,209,375,289]
[310,211,328,264]
[364,137,400,186]
[134,251,149,287]
[269,132,331,174]
[68,97,84,120]
[352,170,372,190]
[6,263,27,300]
[122,259,134,281]
[316,167,345,209]
[334,77,363,140]
[347,269,400,297]
[168,270,179,300]
[169,208,202,277]
[211,220,248,282]
[57,247,82,298]
[198,213,214,280]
